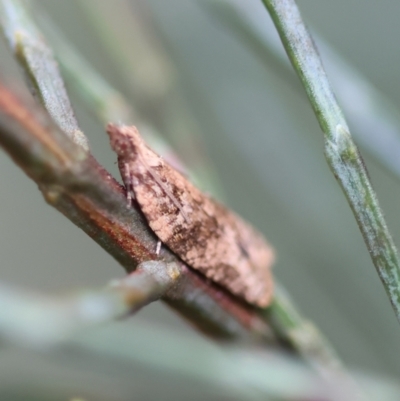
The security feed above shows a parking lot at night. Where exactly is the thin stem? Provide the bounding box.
[0,0,277,342]
[37,14,197,185]
[264,0,346,137]
[0,83,274,343]
[0,261,178,346]
[0,281,376,401]
[0,0,88,150]
[267,286,343,376]
[267,287,367,400]
[76,324,369,401]
[262,0,400,322]
[203,0,400,182]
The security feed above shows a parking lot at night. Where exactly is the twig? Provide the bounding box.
[0,0,275,342]
[262,0,400,322]
[37,14,196,184]
[202,0,400,182]
[0,294,380,401]
[74,323,370,401]
[0,0,88,150]
[0,261,178,346]
[0,268,378,401]
[266,286,342,374]
[0,83,274,342]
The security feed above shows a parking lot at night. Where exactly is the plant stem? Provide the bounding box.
[37,14,199,186]
[0,83,274,342]
[262,0,400,322]
[0,261,178,345]
[267,286,366,400]
[0,0,88,150]
[267,286,342,374]
[0,0,277,342]
[202,0,400,182]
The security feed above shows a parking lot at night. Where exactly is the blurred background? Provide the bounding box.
[1,0,400,399]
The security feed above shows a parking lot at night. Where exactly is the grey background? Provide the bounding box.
[1,0,400,399]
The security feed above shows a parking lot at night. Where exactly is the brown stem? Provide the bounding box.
[0,84,275,343]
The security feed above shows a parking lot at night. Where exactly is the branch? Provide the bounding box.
[0,282,378,401]
[0,83,274,342]
[37,13,195,183]
[0,261,177,346]
[53,325,379,401]
[0,0,88,150]
[202,0,400,182]
[262,0,400,322]
[0,0,276,342]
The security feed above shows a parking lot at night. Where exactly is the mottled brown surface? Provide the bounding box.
[107,124,275,307]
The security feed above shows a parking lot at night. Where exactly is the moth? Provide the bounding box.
[107,124,275,307]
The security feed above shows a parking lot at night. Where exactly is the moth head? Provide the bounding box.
[106,124,143,160]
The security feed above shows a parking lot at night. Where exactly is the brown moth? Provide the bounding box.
[107,124,275,307]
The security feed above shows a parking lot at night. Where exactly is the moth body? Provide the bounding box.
[107,124,275,307]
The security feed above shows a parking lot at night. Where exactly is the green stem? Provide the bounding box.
[0,261,177,345]
[0,83,275,343]
[203,0,400,182]
[263,0,400,321]
[37,15,202,187]
[0,0,88,150]
[0,0,278,343]
[267,286,342,374]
